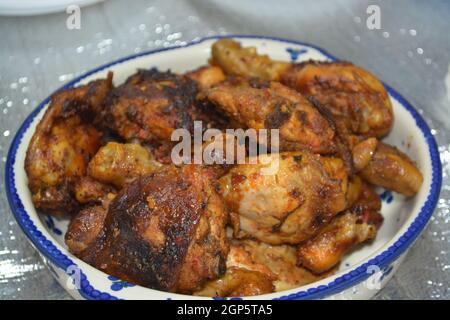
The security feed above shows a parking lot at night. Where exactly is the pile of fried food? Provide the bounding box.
[25,39,423,297]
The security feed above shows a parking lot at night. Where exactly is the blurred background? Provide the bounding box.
[0,0,449,299]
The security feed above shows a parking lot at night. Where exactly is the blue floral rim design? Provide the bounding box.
[5,35,442,300]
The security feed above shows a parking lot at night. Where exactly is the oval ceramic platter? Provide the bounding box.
[5,35,442,300]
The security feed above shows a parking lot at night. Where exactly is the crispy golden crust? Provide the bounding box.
[80,165,228,293]
[25,76,113,216]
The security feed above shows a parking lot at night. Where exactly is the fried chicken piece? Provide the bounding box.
[348,135,422,196]
[358,141,423,196]
[211,39,393,137]
[185,65,239,131]
[80,165,229,293]
[352,137,379,171]
[281,61,394,137]
[297,182,383,274]
[105,68,196,141]
[195,238,330,297]
[203,77,339,154]
[186,65,226,89]
[211,38,290,81]
[25,76,113,216]
[105,68,232,144]
[65,205,108,256]
[217,152,348,245]
[194,267,274,297]
[229,239,332,292]
[87,142,163,189]
[210,40,424,193]
[74,176,115,205]
[345,175,364,208]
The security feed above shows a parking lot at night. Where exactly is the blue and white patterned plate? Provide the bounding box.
[5,35,442,300]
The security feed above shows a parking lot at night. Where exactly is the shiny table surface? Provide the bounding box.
[0,0,449,300]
